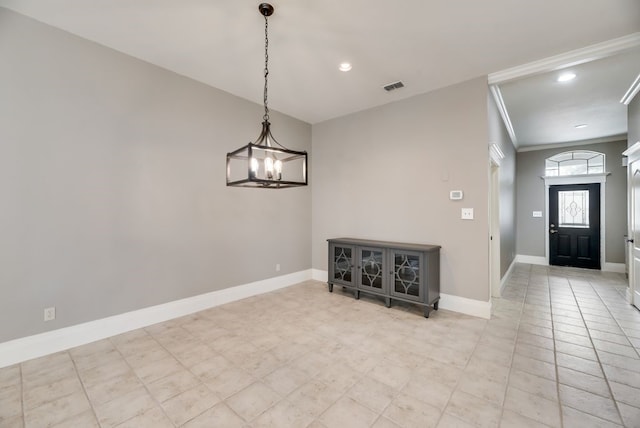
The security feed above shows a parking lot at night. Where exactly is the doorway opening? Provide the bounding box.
[549,183,601,269]
[543,150,608,269]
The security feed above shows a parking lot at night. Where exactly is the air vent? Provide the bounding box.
[383,81,404,92]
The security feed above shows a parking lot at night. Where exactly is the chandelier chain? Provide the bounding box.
[263,13,269,122]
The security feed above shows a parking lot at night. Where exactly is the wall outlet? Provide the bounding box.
[461,208,474,220]
[275,263,281,272]
[44,307,56,322]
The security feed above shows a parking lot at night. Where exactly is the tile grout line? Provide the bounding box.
[548,270,569,428]
[563,274,625,426]
[589,282,640,359]
[495,263,531,427]
[145,325,240,426]
[439,312,492,427]
[19,363,24,427]
[68,351,102,427]
[108,334,180,427]
[22,353,91,427]
[150,323,251,426]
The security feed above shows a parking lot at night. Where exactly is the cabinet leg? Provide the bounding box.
[328,283,333,292]
[424,307,430,318]
[433,300,439,310]
[355,290,360,300]
[385,297,391,308]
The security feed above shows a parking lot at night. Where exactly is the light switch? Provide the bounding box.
[532,211,543,218]
[461,208,474,220]
[449,190,463,200]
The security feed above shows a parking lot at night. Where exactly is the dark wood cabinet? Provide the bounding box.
[328,238,440,317]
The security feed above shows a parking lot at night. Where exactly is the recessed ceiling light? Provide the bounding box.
[574,124,588,129]
[339,63,352,72]
[557,72,576,82]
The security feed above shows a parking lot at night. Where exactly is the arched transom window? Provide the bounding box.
[545,150,605,177]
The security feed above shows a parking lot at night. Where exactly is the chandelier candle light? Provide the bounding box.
[226,3,308,188]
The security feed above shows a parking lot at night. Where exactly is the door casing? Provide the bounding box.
[544,174,608,268]
[489,143,504,298]
[549,183,601,269]
[623,142,640,308]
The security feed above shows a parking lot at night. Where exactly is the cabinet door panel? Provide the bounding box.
[329,244,355,286]
[357,247,385,293]
[390,250,423,302]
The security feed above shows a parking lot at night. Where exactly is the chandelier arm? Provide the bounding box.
[266,128,287,149]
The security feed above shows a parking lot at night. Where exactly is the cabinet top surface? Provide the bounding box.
[327,238,440,252]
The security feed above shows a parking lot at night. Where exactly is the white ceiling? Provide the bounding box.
[496,47,640,149]
[1,0,639,140]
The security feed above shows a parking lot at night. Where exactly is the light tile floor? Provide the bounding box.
[1,263,640,427]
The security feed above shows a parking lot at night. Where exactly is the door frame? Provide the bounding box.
[548,183,601,269]
[489,143,504,298]
[623,141,640,306]
[544,173,608,268]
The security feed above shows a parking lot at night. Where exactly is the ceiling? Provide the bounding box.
[1,0,639,147]
[495,47,640,150]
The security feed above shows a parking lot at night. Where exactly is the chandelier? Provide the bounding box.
[226,3,308,188]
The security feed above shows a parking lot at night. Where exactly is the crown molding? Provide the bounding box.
[488,33,640,85]
[489,85,518,148]
[489,143,505,166]
[517,134,627,152]
[623,141,640,162]
[621,73,640,105]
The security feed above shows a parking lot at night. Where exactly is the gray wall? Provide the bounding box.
[516,140,628,263]
[487,93,517,277]
[0,8,312,342]
[311,77,491,302]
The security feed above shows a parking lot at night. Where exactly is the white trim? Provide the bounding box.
[543,173,609,186]
[623,142,640,162]
[0,270,313,369]
[439,293,491,319]
[312,269,328,282]
[518,135,627,153]
[489,143,505,166]
[603,263,626,273]
[488,33,640,84]
[489,162,501,298]
[500,258,517,295]
[543,174,607,269]
[515,255,548,265]
[302,269,491,319]
[621,73,640,105]
[489,85,518,147]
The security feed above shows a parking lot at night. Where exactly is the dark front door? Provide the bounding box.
[549,183,600,269]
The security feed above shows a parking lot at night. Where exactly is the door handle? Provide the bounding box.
[550,229,558,234]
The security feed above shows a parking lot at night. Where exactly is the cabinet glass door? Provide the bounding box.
[390,250,422,301]
[358,247,385,293]
[330,244,355,286]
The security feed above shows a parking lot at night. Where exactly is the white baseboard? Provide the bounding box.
[515,255,547,265]
[315,269,490,319]
[0,270,313,369]
[439,293,491,319]
[312,269,328,282]
[500,258,517,295]
[603,263,626,273]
